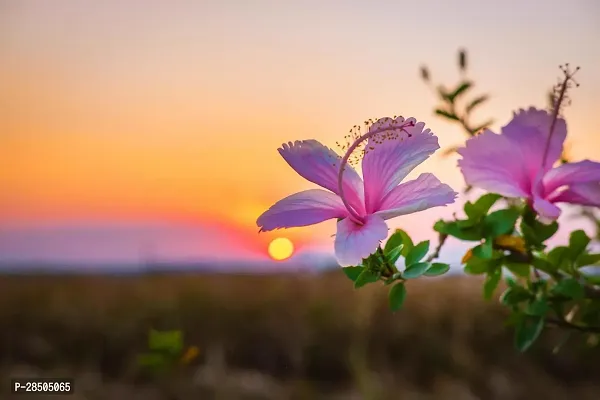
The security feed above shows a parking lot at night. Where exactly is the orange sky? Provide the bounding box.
[1,1,599,263]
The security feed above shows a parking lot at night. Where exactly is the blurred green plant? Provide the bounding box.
[411,49,600,351]
[342,193,600,353]
[419,48,494,155]
[434,196,600,351]
[343,230,451,312]
[137,329,199,376]
[419,48,600,242]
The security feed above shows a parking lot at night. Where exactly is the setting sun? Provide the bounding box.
[268,237,294,261]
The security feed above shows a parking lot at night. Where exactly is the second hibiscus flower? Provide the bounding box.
[458,107,600,222]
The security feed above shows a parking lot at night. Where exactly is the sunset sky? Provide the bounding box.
[1,0,599,266]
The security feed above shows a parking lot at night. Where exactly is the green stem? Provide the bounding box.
[376,247,396,277]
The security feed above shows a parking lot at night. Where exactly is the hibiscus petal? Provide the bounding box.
[361,117,440,213]
[531,176,562,221]
[502,107,567,178]
[543,160,600,195]
[278,140,365,215]
[257,189,349,232]
[548,182,600,207]
[375,173,457,220]
[458,129,530,198]
[334,214,388,267]
[533,195,562,222]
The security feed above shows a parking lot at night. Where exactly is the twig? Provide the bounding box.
[546,318,600,334]
[426,233,448,263]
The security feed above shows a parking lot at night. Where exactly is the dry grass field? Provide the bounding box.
[0,271,599,399]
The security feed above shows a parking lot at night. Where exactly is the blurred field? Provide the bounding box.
[1,271,599,400]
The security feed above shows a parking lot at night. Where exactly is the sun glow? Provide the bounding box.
[268,237,294,261]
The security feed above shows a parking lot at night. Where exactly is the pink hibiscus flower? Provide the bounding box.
[257,116,457,267]
[458,107,600,221]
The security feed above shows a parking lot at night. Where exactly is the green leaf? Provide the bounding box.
[354,269,379,289]
[515,315,545,352]
[466,193,501,220]
[386,245,403,265]
[520,222,537,246]
[483,208,520,237]
[447,81,472,102]
[388,282,407,311]
[505,262,530,278]
[362,253,383,273]
[434,220,482,241]
[342,266,364,282]
[532,256,557,274]
[403,262,430,279]
[536,220,559,242]
[405,240,430,266]
[483,267,502,300]
[149,330,183,355]
[435,108,459,121]
[431,220,450,233]
[500,287,531,307]
[456,219,479,229]
[521,219,558,246]
[551,278,585,300]
[464,263,488,275]
[465,95,489,113]
[424,262,450,277]
[584,275,600,285]
[464,256,496,275]
[529,278,549,293]
[472,241,493,259]
[384,231,402,254]
[385,229,413,257]
[547,246,570,270]
[526,298,550,317]
[505,275,517,287]
[577,253,600,268]
[569,230,591,259]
